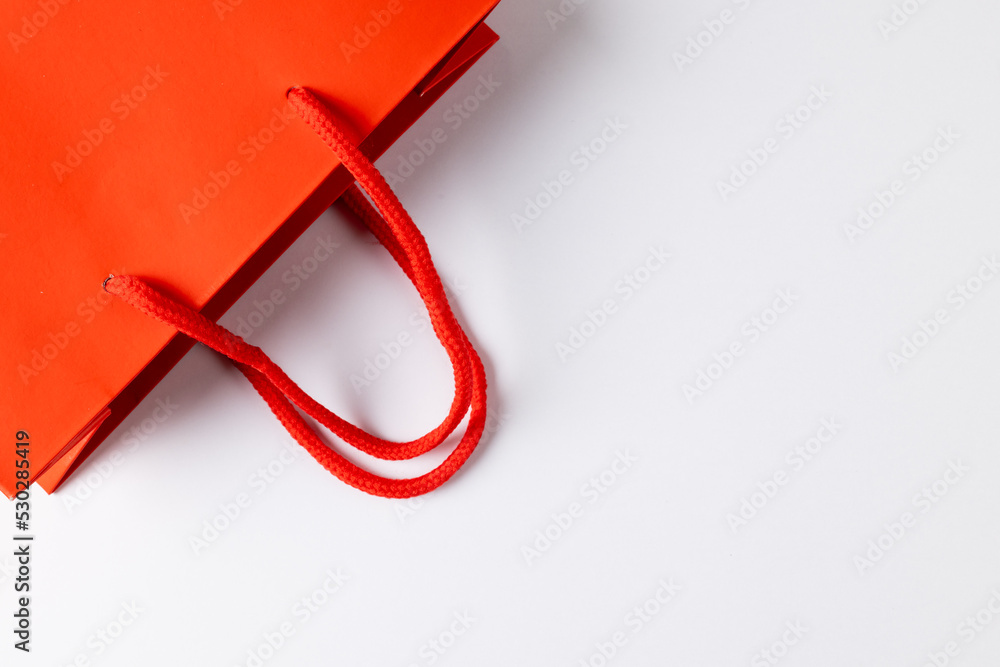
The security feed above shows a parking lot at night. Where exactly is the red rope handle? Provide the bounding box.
[104,87,488,498]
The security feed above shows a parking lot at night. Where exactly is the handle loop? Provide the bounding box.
[104,87,488,498]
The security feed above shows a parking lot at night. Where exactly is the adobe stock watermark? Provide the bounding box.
[544,0,589,31]
[56,601,144,666]
[212,0,244,19]
[715,85,832,202]
[339,0,410,62]
[404,611,476,667]
[189,442,306,556]
[852,459,970,575]
[521,450,638,566]
[555,246,669,362]
[348,275,467,393]
[395,406,508,524]
[62,396,181,513]
[751,620,809,667]
[383,74,501,187]
[7,0,76,54]
[844,126,959,242]
[511,117,628,234]
[576,578,682,667]
[233,567,349,667]
[726,418,844,533]
[672,0,757,72]
[877,0,933,40]
[682,289,798,403]
[179,104,300,223]
[887,254,998,372]
[226,234,341,340]
[918,588,1000,667]
[51,65,169,183]
[349,312,428,394]
[19,288,117,385]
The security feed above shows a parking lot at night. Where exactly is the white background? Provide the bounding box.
[9,0,1000,665]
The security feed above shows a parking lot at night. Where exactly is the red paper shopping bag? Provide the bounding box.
[0,0,498,499]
